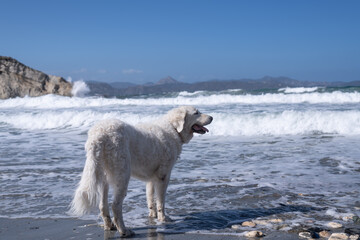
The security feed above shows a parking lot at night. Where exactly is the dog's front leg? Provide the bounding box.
[146,181,157,218]
[154,176,172,222]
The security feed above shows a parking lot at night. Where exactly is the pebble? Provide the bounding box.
[242,221,256,228]
[328,222,343,228]
[299,232,312,239]
[253,220,271,225]
[195,179,207,183]
[350,235,359,240]
[268,218,283,223]
[319,230,331,238]
[342,214,355,221]
[245,231,264,238]
[328,233,349,240]
[231,224,242,230]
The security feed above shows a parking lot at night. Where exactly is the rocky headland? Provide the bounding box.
[0,56,72,99]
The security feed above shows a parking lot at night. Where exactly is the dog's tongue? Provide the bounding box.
[193,125,209,132]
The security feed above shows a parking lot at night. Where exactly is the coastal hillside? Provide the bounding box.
[0,56,72,99]
[87,76,360,97]
[2,56,359,99]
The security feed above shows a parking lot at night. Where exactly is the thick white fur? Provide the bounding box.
[70,106,212,237]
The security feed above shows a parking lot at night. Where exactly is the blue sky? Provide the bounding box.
[1,0,360,83]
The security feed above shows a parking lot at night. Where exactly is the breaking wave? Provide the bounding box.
[0,90,359,109]
[1,109,359,136]
[278,87,321,93]
[1,88,359,136]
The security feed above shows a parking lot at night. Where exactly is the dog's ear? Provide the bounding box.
[168,107,187,133]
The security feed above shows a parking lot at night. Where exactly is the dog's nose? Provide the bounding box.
[209,116,213,123]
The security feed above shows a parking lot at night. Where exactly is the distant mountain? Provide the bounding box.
[156,76,179,85]
[109,82,137,89]
[85,76,360,98]
[86,81,122,97]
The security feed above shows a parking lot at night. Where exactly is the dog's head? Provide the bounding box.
[167,106,213,143]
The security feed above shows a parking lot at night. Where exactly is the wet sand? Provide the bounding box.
[0,217,301,240]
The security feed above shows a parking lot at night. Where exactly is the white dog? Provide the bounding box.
[70,106,212,237]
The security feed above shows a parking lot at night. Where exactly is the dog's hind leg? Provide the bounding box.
[111,174,134,237]
[146,181,157,218]
[99,182,116,230]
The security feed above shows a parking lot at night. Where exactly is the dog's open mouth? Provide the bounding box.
[192,124,209,134]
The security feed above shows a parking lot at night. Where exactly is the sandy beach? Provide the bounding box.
[0,217,304,240]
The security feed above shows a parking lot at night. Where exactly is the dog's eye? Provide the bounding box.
[194,110,200,115]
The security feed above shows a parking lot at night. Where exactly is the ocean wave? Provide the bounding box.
[2,109,360,136]
[278,87,321,93]
[0,90,360,109]
[0,110,157,130]
[210,110,360,136]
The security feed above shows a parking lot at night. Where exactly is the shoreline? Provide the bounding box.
[0,217,302,240]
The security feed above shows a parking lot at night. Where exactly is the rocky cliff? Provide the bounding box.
[0,56,72,99]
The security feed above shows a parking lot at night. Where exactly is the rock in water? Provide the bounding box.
[0,56,72,99]
[268,218,283,223]
[328,222,343,228]
[299,232,312,239]
[328,233,349,240]
[349,235,359,240]
[231,224,242,230]
[245,231,264,238]
[242,221,257,228]
[319,230,331,238]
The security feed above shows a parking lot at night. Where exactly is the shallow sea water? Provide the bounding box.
[0,87,360,235]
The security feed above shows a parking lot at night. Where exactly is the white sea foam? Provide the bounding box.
[0,95,120,109]
[71,80,90,97]
[1,109,360,136]
[278,87,320,93]
[0,111,158,130]
[178,90,206,96]
[209,110,360,136]
[0,90,360,109]
[325,209,355,221]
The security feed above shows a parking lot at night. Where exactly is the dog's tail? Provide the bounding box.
[69,139,105,216]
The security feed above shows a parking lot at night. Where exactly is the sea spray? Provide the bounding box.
[71,80,90,97]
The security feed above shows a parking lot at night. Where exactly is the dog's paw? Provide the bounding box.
[148,211,157,218]
[103,219,117,231]
[158,215,173,223]
[104,223,117,231]
[119,228,135,238]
